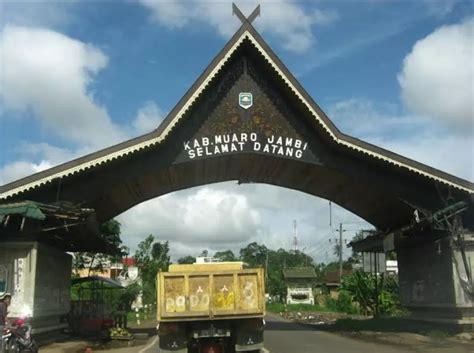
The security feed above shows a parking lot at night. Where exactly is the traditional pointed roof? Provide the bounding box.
[283,267,317,280]
[0,18,472,203]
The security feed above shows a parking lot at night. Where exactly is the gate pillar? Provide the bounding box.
[397,231,474,331]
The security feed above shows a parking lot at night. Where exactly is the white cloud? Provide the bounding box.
[0,25,129,149]
[117,186,264,256]
[116,181,369,261]
[0,160,53,186]
[327,98,431,139]
[0,99,166,184]
[0,25,168,185]
[376,134,473,182]
[398,18,474,130]
[0,142,87,186]
[328,97,473,181]
[132,101,166,135]
[139,0,337,53]
[0,1,75,30]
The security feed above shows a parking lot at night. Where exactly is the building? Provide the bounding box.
[324,270,353,298]
[74,257,138,286]
[283,267,317,305]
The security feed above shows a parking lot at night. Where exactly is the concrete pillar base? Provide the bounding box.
[398,232,474,332]
[406,305,474,332]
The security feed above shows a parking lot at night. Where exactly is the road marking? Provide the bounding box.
[138,336,159,353]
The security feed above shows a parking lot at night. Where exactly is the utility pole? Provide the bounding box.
[339,222,343,283]
[265,250,269,281]
[292,220,298,252]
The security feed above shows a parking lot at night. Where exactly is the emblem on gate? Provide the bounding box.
[239,92,253,109]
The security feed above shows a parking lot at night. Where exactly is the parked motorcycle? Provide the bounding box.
[1,318,38,353]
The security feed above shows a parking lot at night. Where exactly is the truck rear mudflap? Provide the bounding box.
[158,322,187,353]
[234,318,265,352]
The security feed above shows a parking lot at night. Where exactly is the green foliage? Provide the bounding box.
[324,291,361,314]
[70,279,137,314]
[340,270,401,317]
[264,248,315,300]
[134,234,170,305]
[177,255,196,264]
[72,219,125,276]
[239,242,268,267]
[214,250,236,261]
[117,282,141,311]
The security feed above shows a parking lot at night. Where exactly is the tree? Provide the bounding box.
[214,250,236,262]
[72,219,125,276]
[177,255,196,264]
[239,242,268,267]
[134,234,170,304]
[239,244,316,301]
[341,271,401,317]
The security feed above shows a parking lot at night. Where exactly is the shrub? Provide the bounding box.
[323,292,360,314]
[341,270,402,317]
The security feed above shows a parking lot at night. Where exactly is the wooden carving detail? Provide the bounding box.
[174,55,318,164]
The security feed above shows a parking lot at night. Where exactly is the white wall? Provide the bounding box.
[0,242,35,317]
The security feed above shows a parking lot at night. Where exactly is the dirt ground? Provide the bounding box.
[39,320,158,353]
[278,311,474,353]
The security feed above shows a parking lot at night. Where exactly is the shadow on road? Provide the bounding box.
[306,317,460,336]
[265,320,315,331]
[128,326,157,337]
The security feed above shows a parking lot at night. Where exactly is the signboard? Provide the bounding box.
[183,133,309,160]
[239,92,253,109]
[174,83,320,164]
[362,252,386,274]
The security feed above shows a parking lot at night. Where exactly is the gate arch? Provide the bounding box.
[0,19,472,234]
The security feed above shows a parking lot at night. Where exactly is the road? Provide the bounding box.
[264,314,413,353]
[40,315,470,353]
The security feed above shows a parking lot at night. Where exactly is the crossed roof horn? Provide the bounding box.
[232,3,261,26]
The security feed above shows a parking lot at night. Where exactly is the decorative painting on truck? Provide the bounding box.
[213,275,235,311]
[238,274,259,311]
[164,277,186,313]
[189,276,210,312]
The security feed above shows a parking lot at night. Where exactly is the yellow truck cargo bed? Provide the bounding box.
[157,266,265,322]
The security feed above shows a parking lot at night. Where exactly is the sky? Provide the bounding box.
[0,0,472,263]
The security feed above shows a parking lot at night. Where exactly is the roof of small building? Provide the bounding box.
[283,267,317,279]
[325,270,353,285]
[122,257,136,267]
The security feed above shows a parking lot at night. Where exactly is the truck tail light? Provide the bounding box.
[201,343,223,353]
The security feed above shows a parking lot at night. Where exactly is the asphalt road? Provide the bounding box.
[40,316,468,353]
[264,314,413,353]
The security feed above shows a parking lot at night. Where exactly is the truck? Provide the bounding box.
[156,261,265,353]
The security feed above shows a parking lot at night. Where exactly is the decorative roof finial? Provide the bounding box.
[232,3,260,26]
